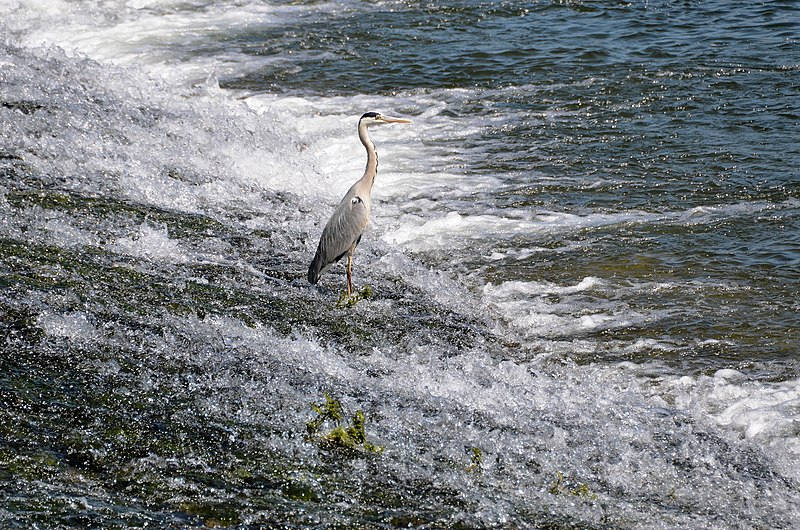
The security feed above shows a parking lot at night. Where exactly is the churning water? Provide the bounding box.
[1,1,799,528]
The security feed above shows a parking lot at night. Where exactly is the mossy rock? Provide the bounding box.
[306,393,383,455]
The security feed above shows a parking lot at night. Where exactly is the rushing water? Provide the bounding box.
[1,1,799,528]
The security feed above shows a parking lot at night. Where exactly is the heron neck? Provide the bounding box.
[358,122,378,190]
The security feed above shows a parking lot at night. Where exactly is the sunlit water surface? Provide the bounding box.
[1,1,799,528]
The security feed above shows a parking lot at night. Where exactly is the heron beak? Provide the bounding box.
[380,116,412,124]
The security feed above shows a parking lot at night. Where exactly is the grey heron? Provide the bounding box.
[307,112,411,296]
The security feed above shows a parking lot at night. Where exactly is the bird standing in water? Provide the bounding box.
[307,112,411,296]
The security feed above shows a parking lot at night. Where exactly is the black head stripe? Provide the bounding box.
[360,111,381,120]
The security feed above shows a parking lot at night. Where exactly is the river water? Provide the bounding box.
[1,1,799,528]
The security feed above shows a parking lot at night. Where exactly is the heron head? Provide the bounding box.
[359,112,412,125]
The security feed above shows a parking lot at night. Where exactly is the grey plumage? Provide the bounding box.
[307,112,411,295]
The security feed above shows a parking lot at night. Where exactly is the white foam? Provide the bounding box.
[42,216,100,248]
[381,208,647,253]
[37,310,100,341]
[381,199,800,254]
[480,277,651,339]
[108,223,191,264]
[714,380,800,438]
[9,0,305,87]
[650,370,800,480]
[243,93,485,207]
[485,276,604,299]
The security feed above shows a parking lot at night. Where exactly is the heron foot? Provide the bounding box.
[336,284,373,308]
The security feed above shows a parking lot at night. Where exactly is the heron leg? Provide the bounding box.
[346,254,354,296]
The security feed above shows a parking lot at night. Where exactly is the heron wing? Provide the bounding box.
[307,191,370,284]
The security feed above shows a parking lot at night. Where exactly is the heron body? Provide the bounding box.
[307,112,411,295]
